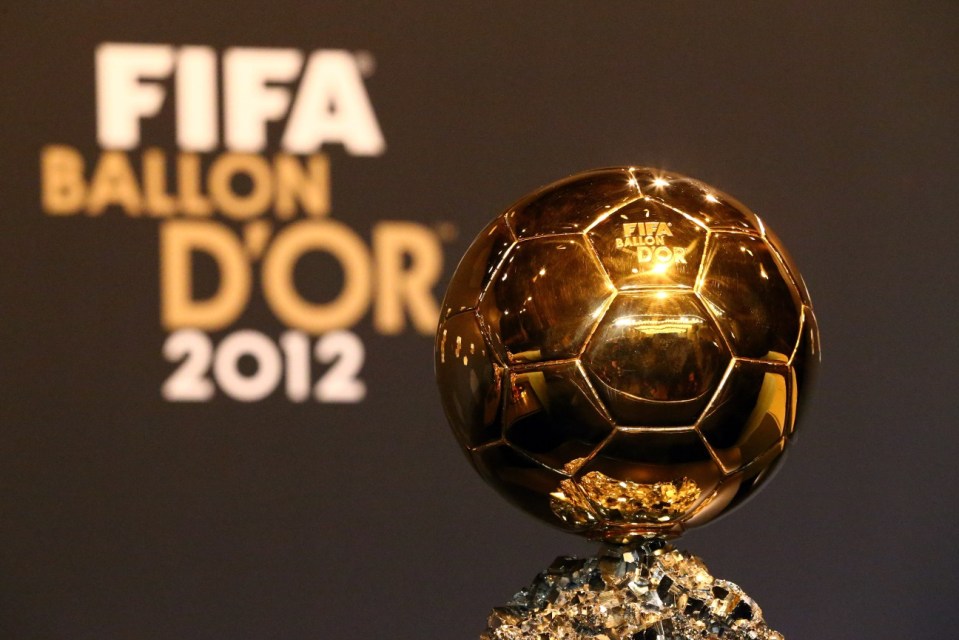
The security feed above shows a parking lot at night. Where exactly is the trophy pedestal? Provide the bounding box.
[482,539,783,640]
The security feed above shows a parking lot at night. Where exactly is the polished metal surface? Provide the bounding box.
[435,167,819,541]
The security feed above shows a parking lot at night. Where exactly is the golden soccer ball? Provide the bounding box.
[435,167,819,541]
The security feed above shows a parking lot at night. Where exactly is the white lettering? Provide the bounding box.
[176,47,218,151]
[283,50,385,155]
[96,43,175,149]
[97,44,385,154]
[224,47,303,152]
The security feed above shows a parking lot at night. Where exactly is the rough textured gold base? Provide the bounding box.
[481,539,784,640]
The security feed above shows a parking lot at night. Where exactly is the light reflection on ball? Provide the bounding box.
[435,167,819,541]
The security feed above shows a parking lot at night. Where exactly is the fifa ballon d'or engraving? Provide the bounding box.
[435,167,819,640]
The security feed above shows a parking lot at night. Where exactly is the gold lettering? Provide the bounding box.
[143,148,176,217]
[274,153,330,219]
[262,220,371,333]
[208,153,273,220]
[243,220,273,259]
[87,151,142,215]
[40,145,86,215]
[160,221,250,330]
[177,153,212,217]
[373,221,442,335]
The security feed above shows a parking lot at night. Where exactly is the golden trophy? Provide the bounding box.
[435,167,819,639]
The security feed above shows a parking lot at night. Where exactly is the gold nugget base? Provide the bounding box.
[482,539,783,640]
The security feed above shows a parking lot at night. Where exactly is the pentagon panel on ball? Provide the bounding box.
[586,197,707,291]
[436,166,819,544]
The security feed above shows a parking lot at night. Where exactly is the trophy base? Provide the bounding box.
[482,539,784,640]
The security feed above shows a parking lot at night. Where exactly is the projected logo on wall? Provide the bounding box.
[39,43,447,403]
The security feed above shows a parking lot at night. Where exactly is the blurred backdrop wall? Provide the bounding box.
[1,2,956,638]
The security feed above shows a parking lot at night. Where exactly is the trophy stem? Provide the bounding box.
[482,539,784,640]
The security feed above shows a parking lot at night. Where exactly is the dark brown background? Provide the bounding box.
[1,2,957,638]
